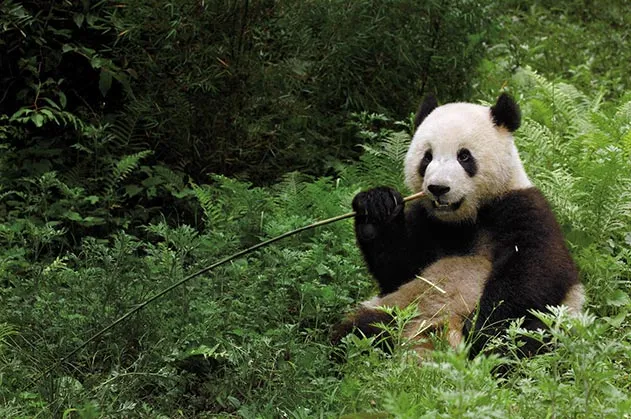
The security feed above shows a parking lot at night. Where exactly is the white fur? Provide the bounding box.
[404,103,532,222]
[562,283,586,314]
[361,232,494,354]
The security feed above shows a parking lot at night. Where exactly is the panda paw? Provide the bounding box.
[330,307,394,347]
[352,186,404,225]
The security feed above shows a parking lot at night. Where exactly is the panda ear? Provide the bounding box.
[491,93,521,132]
[414,94,438,129]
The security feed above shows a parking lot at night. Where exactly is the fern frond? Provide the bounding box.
[104,150,152,193]
[190,182,224,227]
[518,119,556,169]
[615,100,631,124]
[360,130,410,164]
[535,168,588,230]
[342,122,411,191]
[113,151,152,184]
[106,116,136,149]
[597,178,631,235]
[273,171,309,198]
[63,164,92,188]
[516,69,631,254]
[521,68,591,131]
[614,100,631,154]
[101,106,150,153]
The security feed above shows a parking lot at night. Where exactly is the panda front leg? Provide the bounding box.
[351,186,424,295]
[465,188,582,359]
[332,187,430,346]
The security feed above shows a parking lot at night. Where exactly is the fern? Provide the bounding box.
[113,151,152,186]
[104,115,137,151]
[190,182,224,228]
[190,175,269,240]
[100,150,152,196]
[0,323,15,350]
[341,112,411,191]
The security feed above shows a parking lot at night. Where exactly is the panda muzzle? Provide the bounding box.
[431,197,464,211]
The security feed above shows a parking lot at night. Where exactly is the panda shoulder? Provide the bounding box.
[480,187,560,234]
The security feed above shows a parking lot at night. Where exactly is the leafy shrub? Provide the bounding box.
[2,0,494,188]
[0,174,368,416]
[485,0,631,99]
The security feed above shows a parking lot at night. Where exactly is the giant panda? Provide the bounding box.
[333,93,585,358]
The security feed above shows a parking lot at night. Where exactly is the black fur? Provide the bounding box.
[457,148,478,177]
[352,186,478,295]
[331,308,394,348]
[414,95,438,129]
[466,188,579,357]
[428,184,450,197]
[344,186,579,357]
[491,93,521,132]
[418,150,432,177]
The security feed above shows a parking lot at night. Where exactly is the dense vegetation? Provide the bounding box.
[1,0,492,185]
[1,0,630,417]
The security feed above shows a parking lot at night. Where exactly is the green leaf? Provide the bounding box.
[10,107,32,119]
[186,344,221,358]
[41,97,61,110]
[58,91,67,108]
[86,14,97,26]
[607,289,631,307]
[82,216,106,226]
[124,184,143,197]
[604,310,627,328]
[39,109,55,119]
[32,113,45,127]
[65,211,83,222]
[99,69,112,97]
[73,13,84,28]
[316,264,331,276]
[91,56,105,69]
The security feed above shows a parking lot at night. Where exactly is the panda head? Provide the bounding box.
[404,93,532,223]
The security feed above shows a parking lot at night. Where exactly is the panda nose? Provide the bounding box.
[428,184,450,197]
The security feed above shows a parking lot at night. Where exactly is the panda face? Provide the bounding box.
[404,96,532,223]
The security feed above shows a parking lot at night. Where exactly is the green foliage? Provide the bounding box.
[0,0,187,254]
[335,308,631,418]
[2,0,492,185]
[339,112,412,191]
[2,2,631,417]
[484,0,631,99]
[0,174,367,416]
[0,0,129,130]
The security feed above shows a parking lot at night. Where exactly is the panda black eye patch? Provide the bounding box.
[419,150,432,177]
[457,148,477,177]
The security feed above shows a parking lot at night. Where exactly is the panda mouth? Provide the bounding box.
[431,198,464,212]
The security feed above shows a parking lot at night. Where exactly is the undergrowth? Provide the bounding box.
[1,68,630,417]
[2,1,631,416]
